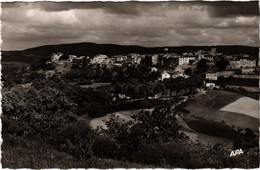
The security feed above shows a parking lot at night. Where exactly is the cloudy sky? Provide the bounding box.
[1,1,259,50]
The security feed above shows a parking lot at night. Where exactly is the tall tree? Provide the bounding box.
[196,59,209,73]
[215,57,230,71]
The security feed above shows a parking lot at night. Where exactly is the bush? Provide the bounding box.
[101,106,184,148]
[51,122,96,159]
[2,79,78,135]
[92,135,119,158]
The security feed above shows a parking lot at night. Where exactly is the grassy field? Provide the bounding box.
[183,117,246,140]
[184,90,259,131]
[89,108,153,129]
[220,97,258,119]
[177,115,234,147]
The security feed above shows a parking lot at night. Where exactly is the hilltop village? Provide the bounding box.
[49,48,258,92]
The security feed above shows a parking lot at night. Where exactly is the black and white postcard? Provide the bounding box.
[1,1,259,168]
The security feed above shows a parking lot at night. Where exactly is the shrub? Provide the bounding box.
[92,135,119,158]
[101,106,185,150]
[52,122,96,159]
[2,79,78,136]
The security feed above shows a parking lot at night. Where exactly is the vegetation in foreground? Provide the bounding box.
[2,89,259,168]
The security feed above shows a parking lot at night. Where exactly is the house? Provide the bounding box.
[161,71,171,81]
[172,73,189,79]
[174,65,185,74]
[118,94,126,99]
[224,55,233,60]
[68,55,77,62]
[240,59,256,68]
[205,82,216,88]
[229,60,240,69]
[129,53,140,64]
[151,67,158,72]
[217,71,235,77]
[113,55,127,62]
[229,59,256,69]
[152,54,159,65]
[114,63,123,67]
[205,72,218,81]
[242,68,255,74]
[91,55,112,65]
[71,56,85,63]
[136,57,142,65]
[203,55,214,62]
[210,48,216,56]
[179,56,196,65]
[51,52,63,62]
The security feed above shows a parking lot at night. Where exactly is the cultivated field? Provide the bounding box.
[89,108,153,129]
[183,117,248,140]
[220,97,258,119]
[184,90,259,131]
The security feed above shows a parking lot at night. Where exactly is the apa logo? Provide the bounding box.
[229,149,243,157]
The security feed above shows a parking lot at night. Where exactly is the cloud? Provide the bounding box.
[206,1,259,18]
[2,2,143,16]
[1,1,259,50]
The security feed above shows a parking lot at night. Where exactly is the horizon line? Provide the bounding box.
[2,42,259,52]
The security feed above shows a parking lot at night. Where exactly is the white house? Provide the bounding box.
[242,68,255,74]
[136,57,142,65]
[217,71,235,77]
[171,73,189,79]
[51,52,63,62]
[68,55,77,62]
[72,56,85,63]
[152,54,159,65]
[91,55,112,65]
[161,71,171,81]
[206,82,216,88]
[229,59,256,69]
[114,63,123,67]
[151,67,158,72]
[210,48,216,56]
[112,55,127,62]
[206,72,218,81]
[203,55,214,62]
[240,59,256,68]
[179,57,195,65]
[129,53,140,64]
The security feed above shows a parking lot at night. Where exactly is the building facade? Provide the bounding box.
[229,59,256,69]
[179,57,195,65]
[152,54,159,65]
[206,72,218,81]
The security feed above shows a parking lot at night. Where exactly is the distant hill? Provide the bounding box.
[2,42,259,64]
